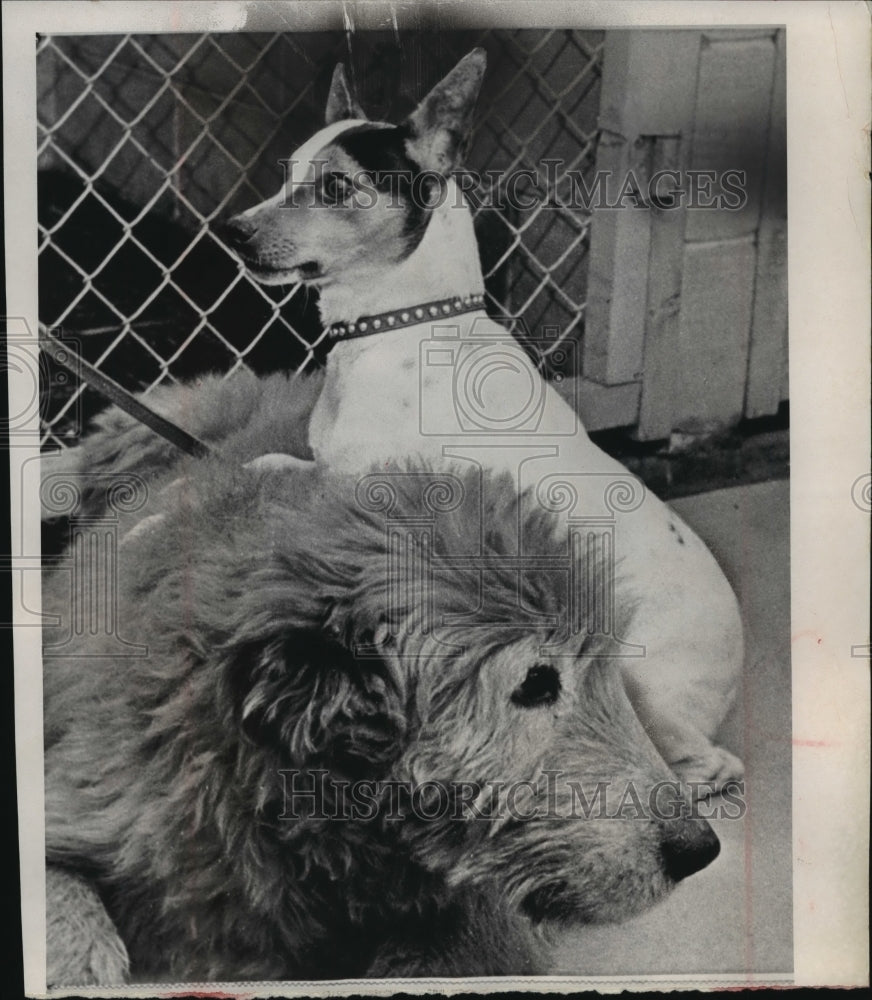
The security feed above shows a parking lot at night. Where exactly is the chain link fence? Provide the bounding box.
[37,29,603,448]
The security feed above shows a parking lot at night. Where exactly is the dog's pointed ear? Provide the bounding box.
[403,48,486,174]
[325,63,366,124]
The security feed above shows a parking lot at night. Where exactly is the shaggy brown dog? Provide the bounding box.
[43,372,720,984]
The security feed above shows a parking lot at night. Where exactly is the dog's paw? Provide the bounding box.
[46,867,130,987]
[672,744,745,794]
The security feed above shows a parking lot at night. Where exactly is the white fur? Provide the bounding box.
[317,177,485,325]
[308,302,745,786]
[234,107,745,789]
[236,119,378,221]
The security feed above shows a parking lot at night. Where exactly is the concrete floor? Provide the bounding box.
[553,477,793,980]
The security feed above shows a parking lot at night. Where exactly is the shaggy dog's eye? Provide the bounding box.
[510,663,561,708]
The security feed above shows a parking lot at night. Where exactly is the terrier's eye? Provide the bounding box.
[510,664,561,708]
[323,172,351,202]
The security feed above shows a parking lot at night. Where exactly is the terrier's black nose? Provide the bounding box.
[215,216,256,252]
[660,820,721,881]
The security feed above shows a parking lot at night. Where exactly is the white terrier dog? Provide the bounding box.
[221,50,744,788]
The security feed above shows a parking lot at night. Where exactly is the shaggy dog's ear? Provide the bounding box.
[225,627,405,776]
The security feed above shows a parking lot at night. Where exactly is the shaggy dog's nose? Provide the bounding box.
[660,820,721,881]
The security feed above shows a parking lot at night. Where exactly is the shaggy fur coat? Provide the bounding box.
[43,371,700,983]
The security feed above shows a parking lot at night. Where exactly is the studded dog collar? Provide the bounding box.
[325,293,486,340]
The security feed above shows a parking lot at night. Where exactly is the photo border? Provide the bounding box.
[4,1,869,994]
